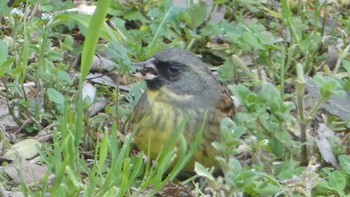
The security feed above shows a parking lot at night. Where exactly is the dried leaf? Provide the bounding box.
[3,139,41,160]
[88,101,108,117]
[160,182,193,197]
[4,160,48,185]
[86,74,116,87]
[325,45,338,69]
[208,4,225,24]
[314,123,339,167]
[305,76,350,121]
[65,4,96,15]
[90,55,117,72]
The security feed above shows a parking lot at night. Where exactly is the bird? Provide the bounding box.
[131,48,234,172]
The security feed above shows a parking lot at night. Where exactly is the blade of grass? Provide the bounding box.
[99,131,135,196]
[296,63,308,163]
[162,112,208,183]
[74,0,111,174]
[280,0,300,44]
[140,114,190,189]
[146,3,175,57]
[98,130,109,173]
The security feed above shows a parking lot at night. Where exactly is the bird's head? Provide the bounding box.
[133,48,219,98]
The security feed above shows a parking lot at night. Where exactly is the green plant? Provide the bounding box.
[1,0,350,196]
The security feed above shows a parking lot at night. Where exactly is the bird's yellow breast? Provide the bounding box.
[132,88,219,171]
[134,89,181,160]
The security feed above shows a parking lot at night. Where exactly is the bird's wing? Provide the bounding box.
[217,85,235,117]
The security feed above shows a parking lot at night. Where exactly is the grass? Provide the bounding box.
[1,0,350,196]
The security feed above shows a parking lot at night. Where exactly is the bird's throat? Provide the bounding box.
[146,78,164,90]
[146,87,193,104]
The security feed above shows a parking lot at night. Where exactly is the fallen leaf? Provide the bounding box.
[313,123,340,167]
[325,45,338,69]
[160,182,193,197]
[305,76,350,122]
[4,160,48,185]
[88,101,108,117]
[65,4,96,15]
[3,139,41,160]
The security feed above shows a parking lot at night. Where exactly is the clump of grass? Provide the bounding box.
[1,0,350,196]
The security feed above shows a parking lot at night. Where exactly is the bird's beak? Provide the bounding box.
[132,58,159,80]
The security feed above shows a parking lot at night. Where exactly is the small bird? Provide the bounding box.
[131,48,234,172]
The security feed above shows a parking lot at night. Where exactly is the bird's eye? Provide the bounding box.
[168,65,180,74]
